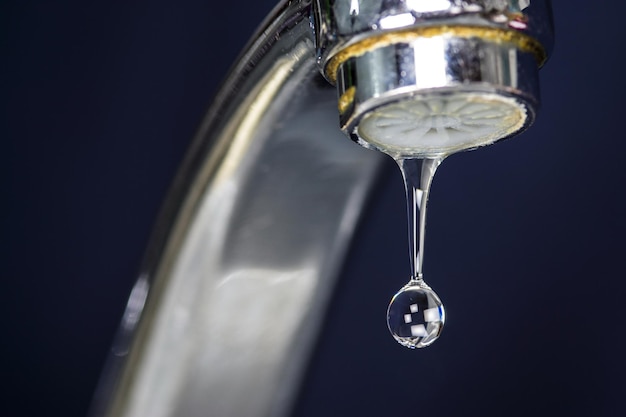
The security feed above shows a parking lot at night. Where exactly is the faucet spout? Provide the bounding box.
[92,1,553,416]
[316,0,554,158]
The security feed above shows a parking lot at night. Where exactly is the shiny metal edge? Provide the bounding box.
[337,36,540,157]
[325,25,546,84]
[90,1,384,416]
[314,0,554,80]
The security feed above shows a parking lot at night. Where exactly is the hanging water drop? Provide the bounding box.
[387,157,446,348]
[387,278,445,349]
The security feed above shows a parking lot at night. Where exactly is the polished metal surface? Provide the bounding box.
[336,34,541,157]
[319,1,553,158]
[91,1,383,416]
[314,0,554,80]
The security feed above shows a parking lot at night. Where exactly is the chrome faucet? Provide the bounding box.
[92,1,553,416]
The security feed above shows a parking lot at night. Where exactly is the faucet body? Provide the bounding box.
[92,1,553,416]
[92,2,383,416]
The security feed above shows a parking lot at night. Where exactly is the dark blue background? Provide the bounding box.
[3,1,625,416]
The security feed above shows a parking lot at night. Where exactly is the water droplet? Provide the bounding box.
[387,157,445,349]
[387,279,445,349]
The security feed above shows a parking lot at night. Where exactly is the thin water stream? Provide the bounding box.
[386,157,446,349]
